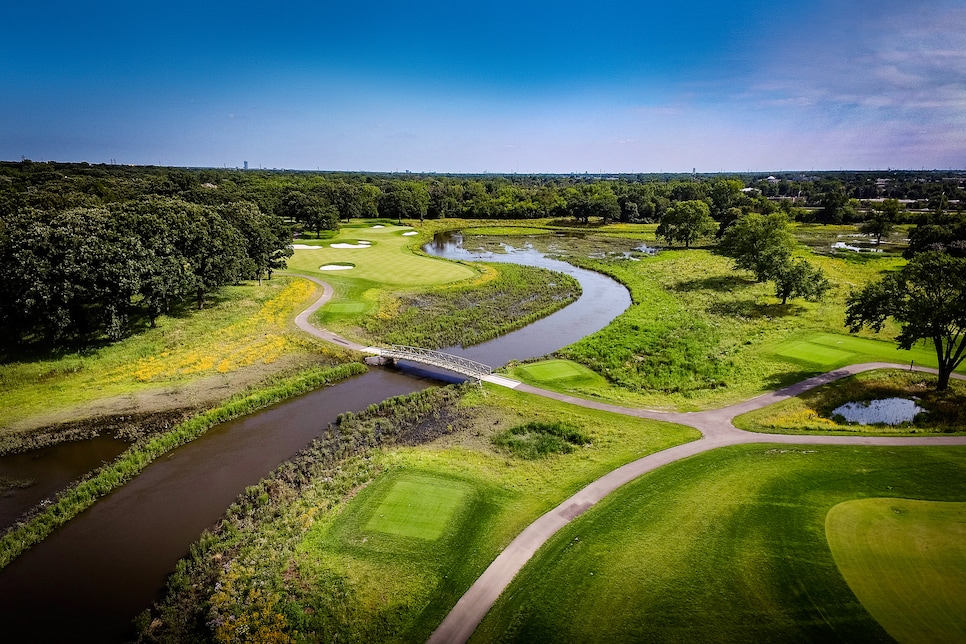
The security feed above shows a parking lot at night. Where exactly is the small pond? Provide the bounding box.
[832,398,925,425]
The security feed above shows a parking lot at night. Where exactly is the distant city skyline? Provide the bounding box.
[3,1,964,173]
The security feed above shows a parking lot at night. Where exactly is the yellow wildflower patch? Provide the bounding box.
[107,280,317,384]
[766,407,839,428]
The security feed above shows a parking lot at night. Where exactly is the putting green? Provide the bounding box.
[365,476,470,540]
[325,302,367,313]
[511,359,610,389]
[826,498,966,644]
[287,223,474,287]
[774,340,854,366]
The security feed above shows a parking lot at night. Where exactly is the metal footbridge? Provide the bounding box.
[366,344,493,381]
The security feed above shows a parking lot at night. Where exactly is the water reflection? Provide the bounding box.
[424,232,632,367]
[832,398,925,425]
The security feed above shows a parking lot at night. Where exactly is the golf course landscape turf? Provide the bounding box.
[473,444,966,643]
[826,498,966,644]
[284,223,477,335]
[285,223,475,288]
[365,475,472,540]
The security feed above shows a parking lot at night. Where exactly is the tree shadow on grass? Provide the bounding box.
[760,367,824,393]
[672,274,753,293]
[706,300,807,319]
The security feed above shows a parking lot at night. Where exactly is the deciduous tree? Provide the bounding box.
[656,200,716,249]
[718,212,796,282]
[845,251,966,390]
[860,199,900,245]
[773,258,831,305]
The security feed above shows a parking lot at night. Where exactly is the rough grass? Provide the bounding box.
[546,247,955,411]
[826,498,966,644]
[0,277,345,442]
[474,444,966,643]
[734,369,966,435]
[491,421,590,459]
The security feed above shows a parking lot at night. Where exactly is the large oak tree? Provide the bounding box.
[656,200,716,248]
[845,251,966,390]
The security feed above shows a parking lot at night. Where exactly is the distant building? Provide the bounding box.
[244,161,249,170]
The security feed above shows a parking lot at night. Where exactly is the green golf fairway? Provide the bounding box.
[286,223,475,287]
[366,477,470,540]
[772,332,939,369]
[474,445,966,642]
[826,498,966,644]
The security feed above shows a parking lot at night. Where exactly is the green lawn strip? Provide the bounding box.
[474,444,966,643]
[0,362,367,571]
[0,276,338,436]
[733,369,966,435]
[826,498,966,643]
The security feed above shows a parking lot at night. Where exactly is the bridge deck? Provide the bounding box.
[375,345,493,380]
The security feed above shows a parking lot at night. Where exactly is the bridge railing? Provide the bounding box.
[381,345,493,380]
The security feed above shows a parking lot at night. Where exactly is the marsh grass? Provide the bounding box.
[492,421,590,459]
[360,263,580,348]
[734,369,966,435]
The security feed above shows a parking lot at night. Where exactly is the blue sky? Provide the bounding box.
[2,1,964,172]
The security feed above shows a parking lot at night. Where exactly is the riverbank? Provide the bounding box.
[0,276,349,454]
[0,362,367,570]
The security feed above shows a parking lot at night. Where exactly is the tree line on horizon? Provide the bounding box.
[1,161,964,355]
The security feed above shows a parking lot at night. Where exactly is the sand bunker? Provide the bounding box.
[330,241,372,249]
[372,225,385,228]
[402,231,418,236]
[290,244,324,249]
[320,264,354,271]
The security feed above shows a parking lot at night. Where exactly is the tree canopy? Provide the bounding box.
[656,200,716,248]
[0,197,292,351]
[845,251,966,390]
[718,212,797,282]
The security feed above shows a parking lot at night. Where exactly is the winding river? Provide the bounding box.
[0,232,632,641]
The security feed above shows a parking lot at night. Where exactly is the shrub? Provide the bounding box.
[492,421,590,459]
